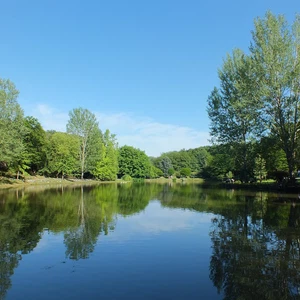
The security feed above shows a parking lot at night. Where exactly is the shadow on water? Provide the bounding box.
[1,183,300,299]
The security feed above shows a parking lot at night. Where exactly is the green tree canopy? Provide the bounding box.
[46,132,80,178]
[94,129,119,181]
[0,79,26,169]
[118,145,151,178]
[66,108,100,179]
[23,116,47,174]
[250,12,300,178]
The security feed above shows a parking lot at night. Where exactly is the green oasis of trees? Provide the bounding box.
[1,11,299,183]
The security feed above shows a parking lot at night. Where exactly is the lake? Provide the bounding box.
[1,183,300,299]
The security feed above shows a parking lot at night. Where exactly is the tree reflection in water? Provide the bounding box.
[64,186,94,260]
[209,194,300,300]
[1,184,300,299]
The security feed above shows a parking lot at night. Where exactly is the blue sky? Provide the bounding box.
[1,1,298,156]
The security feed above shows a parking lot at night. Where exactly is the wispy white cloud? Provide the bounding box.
[96,112,210,156]
[105,201,214,243]
[34,104,69,132]
[31,104,210,157]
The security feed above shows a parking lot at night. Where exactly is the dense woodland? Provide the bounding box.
[0,12,299,183]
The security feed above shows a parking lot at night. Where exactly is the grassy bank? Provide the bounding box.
[144,177,204,184]
[3,176,292,193]
[0,176,205,190]
[0,175,108,190]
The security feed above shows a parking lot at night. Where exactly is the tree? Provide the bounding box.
[0,79,26,170]
[254,155,267,183]
[180,167,191,177]
[94,130,118,181]
[164,151,193,172]
[202,144,235,179]
[66,108,100,179]
[168,168,175,176]
[207,49,261,181]
[118,146,151,178]
[46,132,79,178]
[149,164,163,178]
[188,147,211,174]
[23,116,47,174]
[250,12,300,178]
[155,156,173,177]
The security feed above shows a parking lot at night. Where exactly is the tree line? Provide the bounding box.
[1,11,299,182]
[0,73,293,182]
[0,78,208,180]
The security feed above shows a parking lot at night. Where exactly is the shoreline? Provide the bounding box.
[1,176,299,194]
[0,176,112,190]
[0,176,205,190]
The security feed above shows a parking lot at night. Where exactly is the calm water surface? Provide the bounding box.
[1,183,300,299]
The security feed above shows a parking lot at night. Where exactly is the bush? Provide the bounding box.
[133,178,145,183]
[121,174,132,181]
[180,168,191,177]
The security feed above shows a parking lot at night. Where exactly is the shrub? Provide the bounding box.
[121,174,132,181]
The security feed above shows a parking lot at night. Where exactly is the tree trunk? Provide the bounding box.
[285,150,295,179]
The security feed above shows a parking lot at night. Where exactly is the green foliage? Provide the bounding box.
[254,155,267,183]
[226,171,233,179]
[168,168,175,176]
[187,147,210,173]
[121,174,132,181]
[208,12,300,179]
[180,167,191,177]
[66,108,100,179]
[166,151,193,171]
[46,132,80,178]
[203,144,235,179]
[0,79,26,170]
[118,146,151,178]
[23,116,47,173]
[94,130,118,181]
[149,164,163,178]
[154,147,210,177]
[154,155,173,177]
[257,136,288,174]
[250,12,300,177]
[207,49,261,145]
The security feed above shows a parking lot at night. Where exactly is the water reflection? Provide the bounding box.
[1,184,300,299]
[159,185,300,300]
[0,183,162,298]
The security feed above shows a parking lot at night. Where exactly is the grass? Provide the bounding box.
[0,175,107,190]
[144,177,204,184]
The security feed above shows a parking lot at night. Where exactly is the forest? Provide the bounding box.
[0,12,299,184]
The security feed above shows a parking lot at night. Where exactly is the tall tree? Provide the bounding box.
[155,155,173,177]
[94,129,119,181]
[207,49,261,181]
[0,79,25,169]
[254,154,267,183]
[23,116,47,174]
[46,132,79,178]
[66,108,100,179]
[250,12,300,178]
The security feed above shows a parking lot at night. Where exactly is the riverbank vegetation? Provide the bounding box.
[1,12,299,188]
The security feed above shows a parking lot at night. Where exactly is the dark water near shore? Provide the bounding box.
[1,183,300,300]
